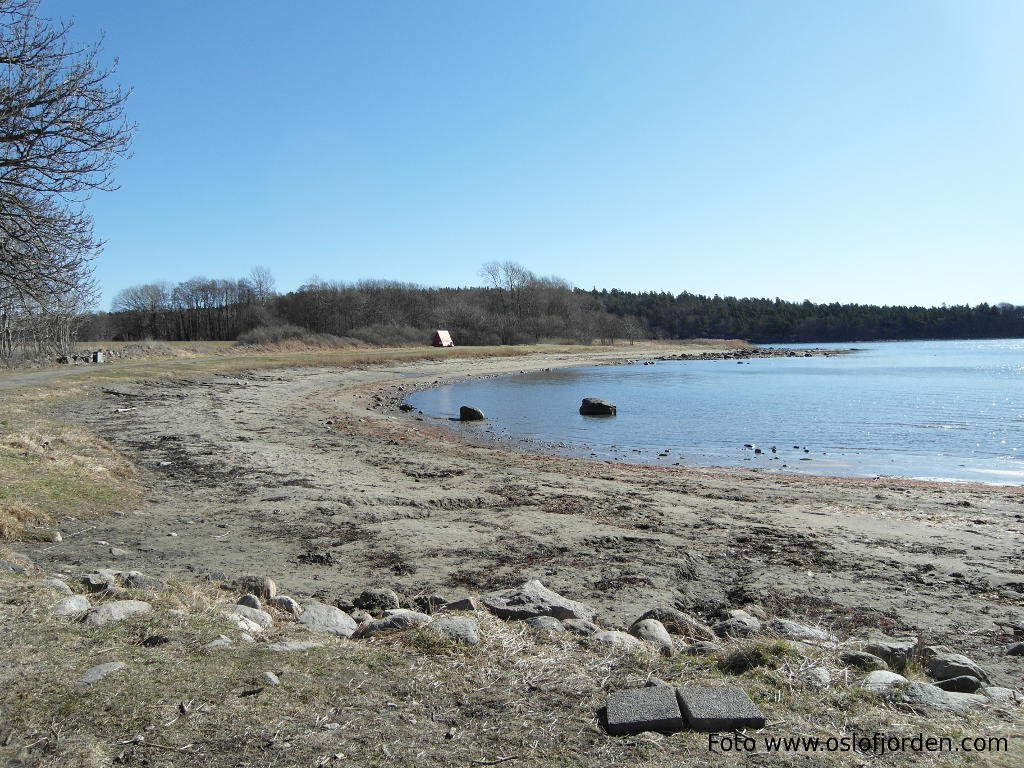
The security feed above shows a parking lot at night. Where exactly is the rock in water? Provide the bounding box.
[579,397,617,416]
[459,405,485,421]
[482,580,598,622]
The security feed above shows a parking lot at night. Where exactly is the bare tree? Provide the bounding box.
[248,265,276,302]
[0,0,133,302]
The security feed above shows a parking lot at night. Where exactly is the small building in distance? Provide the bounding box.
[432,330,455,347]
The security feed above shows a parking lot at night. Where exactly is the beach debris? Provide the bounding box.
[579,397,617,416]
[482,579,598,622]
[459,405,485,421]
[605,686,684,735]
[676,686,766,731]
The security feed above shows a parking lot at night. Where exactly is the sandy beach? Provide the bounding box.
[24,346,1024,689]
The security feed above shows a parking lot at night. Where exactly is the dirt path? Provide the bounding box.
[23,350,1024,689]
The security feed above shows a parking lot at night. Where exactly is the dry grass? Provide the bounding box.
[0,567,1017,768]
[0,389,141,541]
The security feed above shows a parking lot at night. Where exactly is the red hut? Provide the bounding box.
[432,330,454,347]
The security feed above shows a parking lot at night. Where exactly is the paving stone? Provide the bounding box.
[605,686,684,735]
[676,687,766,731]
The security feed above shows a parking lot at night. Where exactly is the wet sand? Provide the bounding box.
[25,347,1024,687]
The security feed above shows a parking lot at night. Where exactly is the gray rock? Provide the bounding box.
[459,405,485,421]
[865,635,917,669]
[482,580,597,622]
[76,661,126,687]
[119,571,169,591]
[839,650,889,671]
[763,618,830,642]
[227,604,274,629]
[444,597,481,612]
[415,594,448,613]
[428,616,480,645]
[629,619,674,657]
[203,634,232,649]
[563,618,601,637]
[237,594,262,610]
[82,570,118,592]
[933,676,982,693]
[233,575,277,600]
[892,682,986,712]
[676,687,766,731]
[222,611,264,633]
[921,646,990,684]
[0,559,28,574]
[805,667,831,688]
[980,686,1023,703]
[263,671,281,686]
[352,588,401,614]
[357,608,431,637]
[109,547,130,558]
[297,601,358,637]
[605,686,683,735]
[83,600,152,626]
[264,640,324,652]
[579,397,616,416]
[42,577,73,595]
[636,607,716,641]
[349,608,373,624]
[238,632,256,644]
[713,616,761,638]
[742,604,768,620]
[52,594,91,617]
[525,616,566,633]
[681,641,722,656]
[862,670,908,691]
[267,595,302,616]
[1005,642,1024,656]
[592,631,648,652]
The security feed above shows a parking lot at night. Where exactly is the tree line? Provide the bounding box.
[91,262,1024,347]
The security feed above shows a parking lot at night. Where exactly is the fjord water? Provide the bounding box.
[406,339,1024,485]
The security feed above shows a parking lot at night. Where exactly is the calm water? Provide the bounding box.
[406,339,1024,485]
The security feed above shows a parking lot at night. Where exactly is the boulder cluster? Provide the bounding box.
[21,556,1021,716]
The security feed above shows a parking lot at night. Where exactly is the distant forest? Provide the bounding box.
[83,262,1024,346]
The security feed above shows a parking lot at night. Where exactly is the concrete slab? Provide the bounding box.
[605,686,684,735]
[676,687,766,731]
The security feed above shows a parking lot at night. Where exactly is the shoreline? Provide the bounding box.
[14,342,1024,693]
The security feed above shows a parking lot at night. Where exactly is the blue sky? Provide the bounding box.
[41,1,1024,308]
